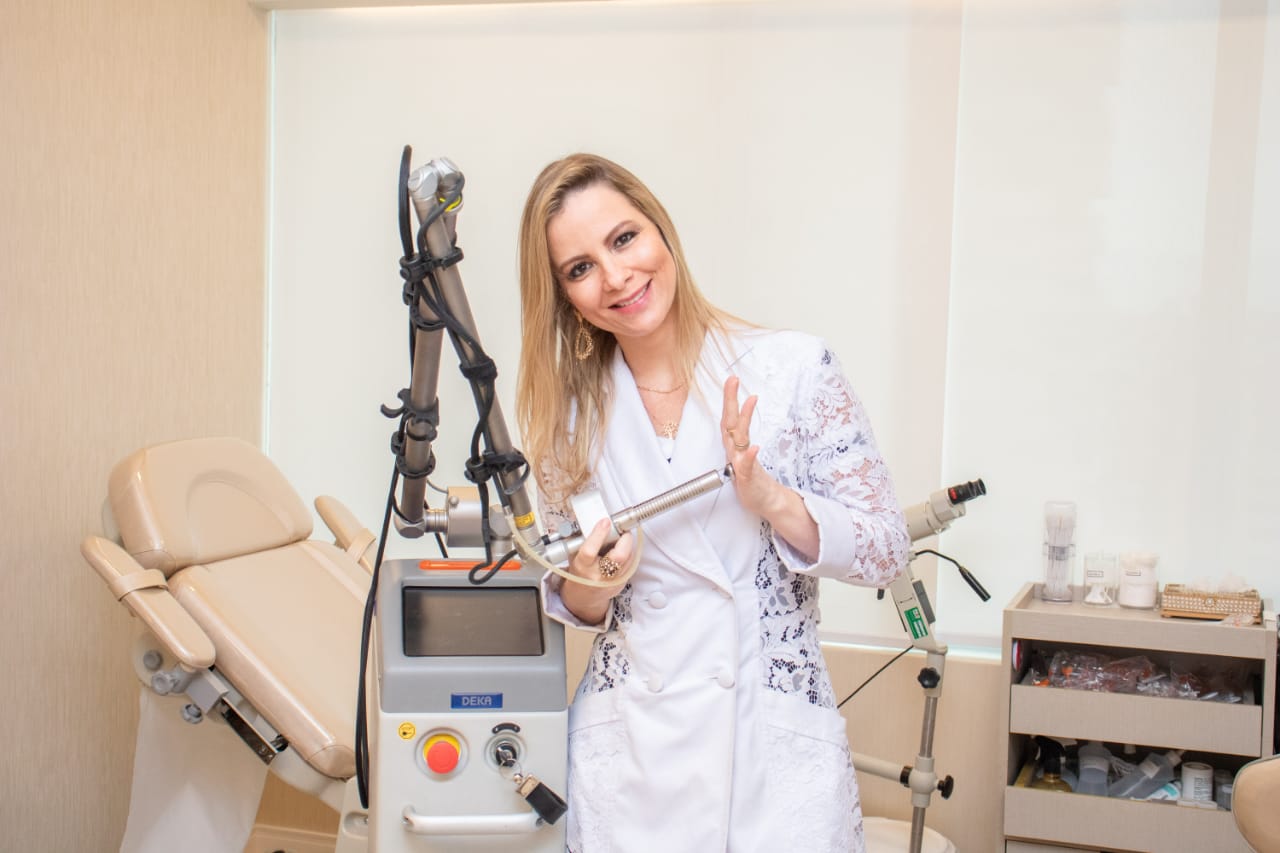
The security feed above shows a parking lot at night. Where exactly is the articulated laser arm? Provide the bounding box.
[387,154,537,556]
[384,149,729,580]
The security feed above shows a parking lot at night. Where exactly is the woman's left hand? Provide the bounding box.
[721,375,784,518]
[721,375,821,562]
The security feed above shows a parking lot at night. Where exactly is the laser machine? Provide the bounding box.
[360,150,731,851]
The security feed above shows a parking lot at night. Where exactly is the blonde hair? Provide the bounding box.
[516,153,729,500]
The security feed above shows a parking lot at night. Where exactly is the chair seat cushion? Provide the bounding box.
[170,540,367,780]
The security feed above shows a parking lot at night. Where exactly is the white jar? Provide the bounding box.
[1117,551,1159,609]
[1181,761,1214,802]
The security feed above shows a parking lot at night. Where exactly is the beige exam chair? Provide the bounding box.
[80,436,376,849]
[1234,752,1280,852]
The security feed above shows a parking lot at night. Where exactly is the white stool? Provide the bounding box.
[862,816,957,853]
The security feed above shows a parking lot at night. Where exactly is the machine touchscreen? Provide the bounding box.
[402,586,544,657]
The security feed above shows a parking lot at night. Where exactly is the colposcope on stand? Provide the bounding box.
[851,479,989,853]
[358,149,733,851]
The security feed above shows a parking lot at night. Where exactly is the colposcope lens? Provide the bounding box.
[947,479,986,504]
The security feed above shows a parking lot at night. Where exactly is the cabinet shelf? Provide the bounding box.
[1006,585,1272,659]
[1009,685,1264,757]
[1000,582,1276,852]
[1005,787,1241,851]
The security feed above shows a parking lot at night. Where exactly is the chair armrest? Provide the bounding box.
[1234,754,1280,851]
[315,495,377,574]
[80,536,216,670]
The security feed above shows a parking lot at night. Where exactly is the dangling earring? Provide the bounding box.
[573,310,594,361]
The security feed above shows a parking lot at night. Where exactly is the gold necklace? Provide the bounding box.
[636,380,687,394]
[657,420,679,439]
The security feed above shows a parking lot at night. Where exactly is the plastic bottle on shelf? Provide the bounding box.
[1108,743,1136,779]
[1075,741,1112,796]
[1030,736,1074,792]
[1108,749,1183,799]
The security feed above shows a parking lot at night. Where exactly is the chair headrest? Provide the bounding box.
[108,437,313,575]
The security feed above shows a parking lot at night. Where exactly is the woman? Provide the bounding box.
[515,153,910,853]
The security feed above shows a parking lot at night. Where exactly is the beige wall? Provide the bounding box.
[0,2,268,848]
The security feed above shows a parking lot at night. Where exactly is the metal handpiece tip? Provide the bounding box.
[722,464,735,481]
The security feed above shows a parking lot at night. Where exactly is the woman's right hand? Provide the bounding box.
[561,518,632,625]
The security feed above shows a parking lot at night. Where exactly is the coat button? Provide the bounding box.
[647,591,668,609]
[716,671,735,689]
[647,675,664,693]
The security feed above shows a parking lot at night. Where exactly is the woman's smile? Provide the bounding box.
[611,281,651,312]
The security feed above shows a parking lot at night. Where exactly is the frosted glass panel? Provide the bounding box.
[937,0,1280,644]
[268,0,1279,648]
[269,2,959,642]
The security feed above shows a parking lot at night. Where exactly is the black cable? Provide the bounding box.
[914,548,961,571]
[836,644,914,710]
[397,145,414,259]
[914,548,991,602]
[354,465,400,809]
[357,151,476,810]
[469,547,519,586]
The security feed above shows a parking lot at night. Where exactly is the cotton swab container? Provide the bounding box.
[1041,500,1077,602]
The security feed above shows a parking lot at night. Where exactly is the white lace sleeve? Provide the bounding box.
[769,344,909,586]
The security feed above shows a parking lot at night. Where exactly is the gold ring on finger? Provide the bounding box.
[734,441,749,450]
[597,555,622,579]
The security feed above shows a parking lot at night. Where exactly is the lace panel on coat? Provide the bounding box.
[574,586,634,699]
[754,524,837,708]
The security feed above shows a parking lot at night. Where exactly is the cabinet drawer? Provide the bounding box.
[1004,786,1248,851]
[1009,684,1263,756]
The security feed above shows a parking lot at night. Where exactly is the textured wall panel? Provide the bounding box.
[0,1,268,848]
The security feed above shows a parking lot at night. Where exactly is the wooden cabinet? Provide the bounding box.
[1000,583,1275,851]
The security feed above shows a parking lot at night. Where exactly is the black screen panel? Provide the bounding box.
[402,587,544,657]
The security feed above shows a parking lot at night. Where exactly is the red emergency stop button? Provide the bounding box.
[424,733,461,774]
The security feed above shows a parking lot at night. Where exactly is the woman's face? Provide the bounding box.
[547,183,677,348]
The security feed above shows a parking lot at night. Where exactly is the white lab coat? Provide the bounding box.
[540,328,910,853]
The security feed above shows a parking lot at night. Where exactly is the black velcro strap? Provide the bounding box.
[399,247,464,285]
[459,356,497,384]
[384,389,440,480]
[390,431,436,480]
[464,449,527,486]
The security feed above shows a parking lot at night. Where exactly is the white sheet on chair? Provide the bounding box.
[120,690,268,853]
